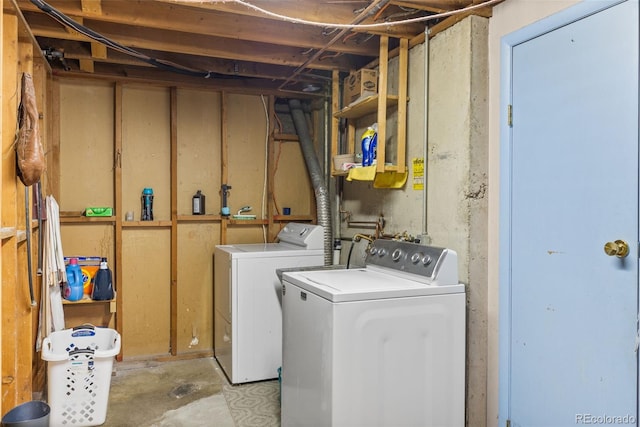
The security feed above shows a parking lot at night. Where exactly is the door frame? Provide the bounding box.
[497,0,629,424]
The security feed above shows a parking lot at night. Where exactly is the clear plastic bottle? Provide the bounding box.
[92,257,114,301]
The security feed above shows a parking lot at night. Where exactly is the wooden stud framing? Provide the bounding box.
[220,92,228,244]
[170,87,178,356]
[114,82,123,358]
[396,37,408,171]
[376,35,389,173]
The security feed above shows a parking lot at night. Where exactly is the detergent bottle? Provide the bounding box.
[92,257,114,301]
[63,258,84,301]
[361,123,378,166]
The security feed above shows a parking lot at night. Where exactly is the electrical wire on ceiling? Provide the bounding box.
[30,0,215,78]
[176,0,504,29]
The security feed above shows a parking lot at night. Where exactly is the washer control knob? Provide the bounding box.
[410,253,422,264]
[392,249,403,261]
[377,248,387,257]
[422,255,433,266]
[369,247,377,256]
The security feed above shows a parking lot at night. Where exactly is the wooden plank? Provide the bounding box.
[396,38,408,171]
[376,35,389,173]
[2,10,19,413]
[16,36,33,406]
[267,95,276,241]
[114,82,123,358]
[81,0,102,15]
[18,0,380,57]
[91,41,107,59]
[331,69,340,175]
[220,92,228,245]
[176,223,217,353]
[79,58,94,73]
[48,79,60,199]
[120,85,172,357]
[170,87,177,356]
[334,95,399,119]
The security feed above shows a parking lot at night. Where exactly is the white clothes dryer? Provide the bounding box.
[214,223,324,384]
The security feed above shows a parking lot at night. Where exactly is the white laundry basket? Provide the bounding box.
[42,324,121,426]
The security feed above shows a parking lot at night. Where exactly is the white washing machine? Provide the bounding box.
[281,239,465,427]
[213,223,324,384]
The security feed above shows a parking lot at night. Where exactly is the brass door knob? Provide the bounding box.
[604,240,630,258]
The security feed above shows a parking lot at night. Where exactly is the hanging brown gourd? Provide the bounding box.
[16,72,45,187]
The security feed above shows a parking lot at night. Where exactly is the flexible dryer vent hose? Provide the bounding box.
[288,99,333,266]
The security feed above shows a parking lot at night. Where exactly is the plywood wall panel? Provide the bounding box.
[176,223,218,353]
[59,81,114,211]
[272,140,312,217]
[225,226,267,244]
[176,89,221,216]
[121,229,171,357]
[226,94,268,218]
[59,224,115,260]
[121,86,170,221]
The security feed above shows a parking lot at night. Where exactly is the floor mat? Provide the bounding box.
[222,380,280,427]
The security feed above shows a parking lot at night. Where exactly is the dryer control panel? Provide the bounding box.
[277,223,324,249]
[366,239,458,285]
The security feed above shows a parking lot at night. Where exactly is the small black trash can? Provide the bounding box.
[1,401,50,427]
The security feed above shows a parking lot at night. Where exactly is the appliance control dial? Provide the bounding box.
[369,247,377,255]
[411,253,422,264]
[392,249,403,261]
[422,255,433,266]
[299,228,308,236]
[377,248,387,257]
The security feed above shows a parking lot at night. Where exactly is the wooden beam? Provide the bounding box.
[24,13,362,72]
[90,41,107,59]
[331,69,340,177]
[376,35,388,173]
[220,92,228,245]
[114,82,123,359]
[81,0,102,15]
[169,87,178,356]
[18,0,380,56]
[396,37,408,171]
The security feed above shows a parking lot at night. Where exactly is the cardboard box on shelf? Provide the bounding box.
[342,69,378,107]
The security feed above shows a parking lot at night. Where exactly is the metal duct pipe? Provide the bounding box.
[288,98,333,265]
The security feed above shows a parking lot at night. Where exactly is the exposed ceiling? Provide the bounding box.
[14,0,500,96]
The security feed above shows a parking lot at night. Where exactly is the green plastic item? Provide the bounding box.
[84,207,113,217]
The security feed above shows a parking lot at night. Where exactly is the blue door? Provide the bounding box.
[500,1,639,426]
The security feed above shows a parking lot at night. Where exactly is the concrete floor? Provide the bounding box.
[105,357,236,427]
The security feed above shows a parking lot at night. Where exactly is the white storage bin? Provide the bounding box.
[42,325,121,426]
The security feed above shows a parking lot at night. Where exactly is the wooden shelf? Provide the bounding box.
[177,214,221,222]
[334,95,399,119]
[62,294,117,313]
[273,215,314,222]
[224,218,268,225]
[1,227,16,240]
[122,221,172,227]
[331,35,408,179]
[60,216,115,224]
